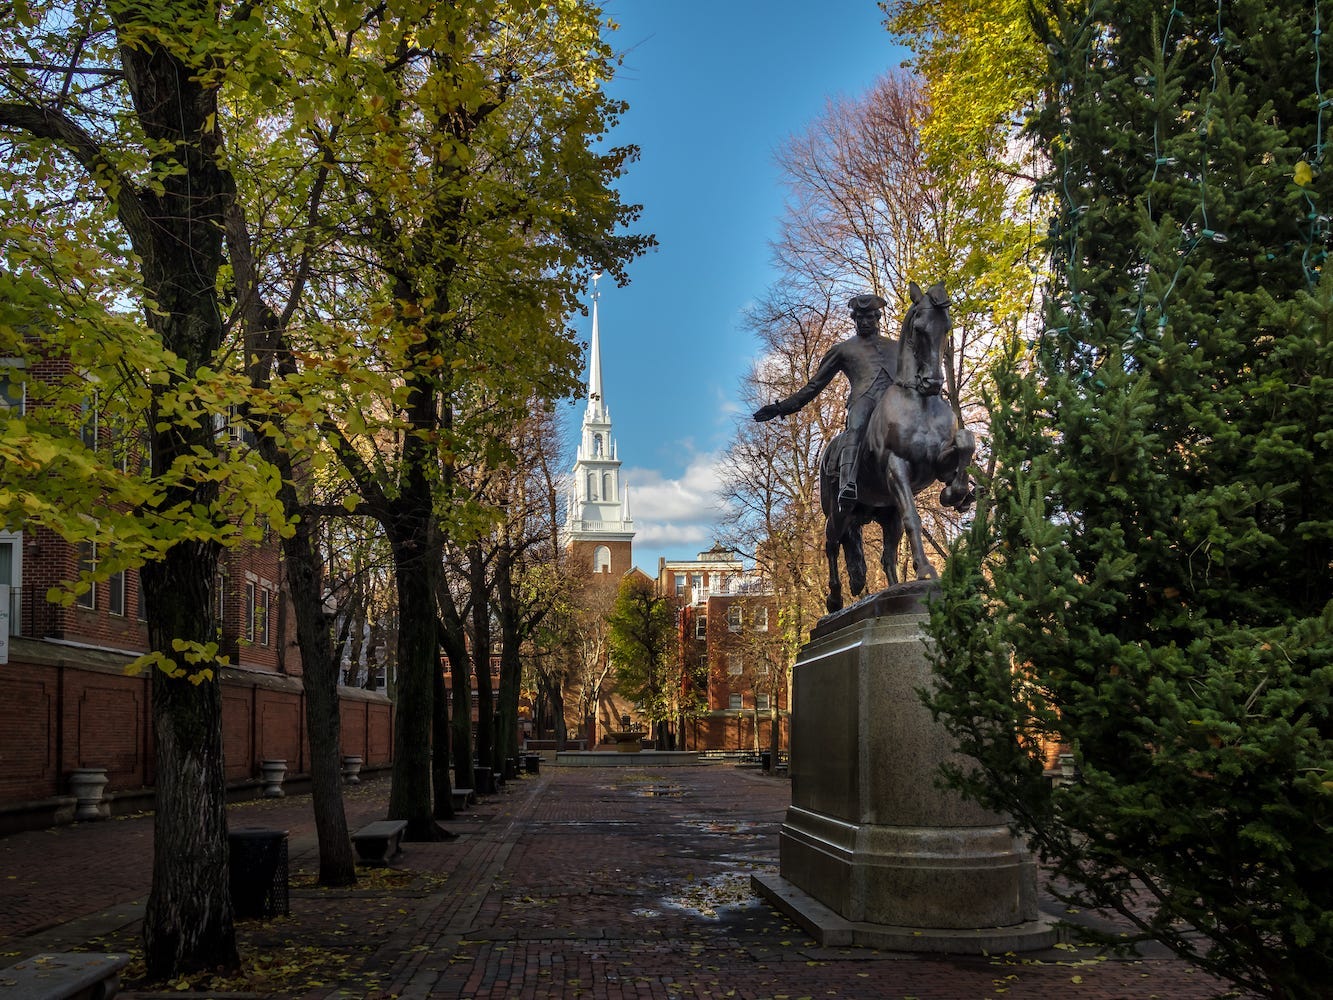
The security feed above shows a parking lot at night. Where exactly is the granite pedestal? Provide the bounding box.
[754,582,1057,953]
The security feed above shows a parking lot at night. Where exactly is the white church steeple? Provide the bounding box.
[586,283,607,424]
[564,274,634,564]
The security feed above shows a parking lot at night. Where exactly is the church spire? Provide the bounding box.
[586,272,607,422]
[564,273,634,556]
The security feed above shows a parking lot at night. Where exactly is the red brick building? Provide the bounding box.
[0,358,392,834]
[658,547,789,753]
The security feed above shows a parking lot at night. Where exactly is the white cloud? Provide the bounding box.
[621,452,731,563]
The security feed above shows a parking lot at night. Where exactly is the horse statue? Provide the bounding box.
[819,281,975,612]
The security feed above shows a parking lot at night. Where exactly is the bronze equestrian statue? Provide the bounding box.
[755,283,975,612]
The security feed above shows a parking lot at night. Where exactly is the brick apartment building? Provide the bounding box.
[0,358,393,834]
[658,546,788,753]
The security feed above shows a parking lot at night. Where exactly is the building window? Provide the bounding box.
[728,693,743,710]
[76,542,96,609]
[727,605,743,632]
[243,584,272,646]
[602,471,612,499]
[256,587,269,646]
[756,693,771,712]
[79,390,99,451]
[593,433,603,456]
[695,614,707,639]
[1,532,21,635]
[691,573,702,592]
[593,545,611,574]
[0,367,25,415]
[753,605,769,631]
[727,654,743,676]
[214,573,226,628]
[587,472,597,499]
[108,569,126,617]
[675,573,686,597]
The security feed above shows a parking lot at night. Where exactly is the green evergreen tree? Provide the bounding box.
[927,1,1333,996]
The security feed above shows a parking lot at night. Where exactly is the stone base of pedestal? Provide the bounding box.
[768,581,1057,953]
[753,872,1059,953]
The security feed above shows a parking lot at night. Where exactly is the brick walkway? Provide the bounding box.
[0,766,1243,999]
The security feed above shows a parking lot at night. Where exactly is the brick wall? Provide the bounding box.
[0,637,392,825]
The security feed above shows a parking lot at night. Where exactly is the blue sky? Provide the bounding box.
[565,2,910,572]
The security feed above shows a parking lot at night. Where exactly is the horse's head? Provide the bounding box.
[899,281,951,396]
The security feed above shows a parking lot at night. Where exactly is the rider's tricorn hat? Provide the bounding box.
[848,294,887,315]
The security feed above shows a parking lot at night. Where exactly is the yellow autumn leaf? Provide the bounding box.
[1295,160,1314,186]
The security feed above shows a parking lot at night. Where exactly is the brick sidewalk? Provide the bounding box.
[0,766,1243,999]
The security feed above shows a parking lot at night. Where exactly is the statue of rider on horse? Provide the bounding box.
[754,283,975,613]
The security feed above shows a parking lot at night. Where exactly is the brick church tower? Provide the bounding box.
[563,275,634,582]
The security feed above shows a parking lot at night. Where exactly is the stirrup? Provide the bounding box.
[838,482,858,509]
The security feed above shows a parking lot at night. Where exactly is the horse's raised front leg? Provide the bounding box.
[938,426,976,511]
[885,453,937,581]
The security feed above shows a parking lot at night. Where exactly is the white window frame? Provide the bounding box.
[753,605,769,632]
[244,581,256,641]
[727,654,743,677]
[728,693,743,710]
[256,586,270,646]
[108,569,126,617]
[0,530,23,635]
[695,614,707,639]
[727,605,743,632]
[76,542,97,610]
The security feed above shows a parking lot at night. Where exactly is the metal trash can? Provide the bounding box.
[523,754,540,774]
[228,828,289,919]
[759,750,772,771]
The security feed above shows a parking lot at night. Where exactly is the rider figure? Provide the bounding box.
[753,293,894,511]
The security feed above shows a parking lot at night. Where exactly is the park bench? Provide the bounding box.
[0,951,130,1000]
[451,787,473,810]
[351,819,408,865]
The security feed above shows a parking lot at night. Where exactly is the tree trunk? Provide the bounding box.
[224,189,358,888]
[282,511,356,885]
[494,545,523,770]
[552,685,567,746]
[431,658,454,820]
[468,544,496,774]
[387,507,445,841]
[437,586,475,795]
[141,545,237,979]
